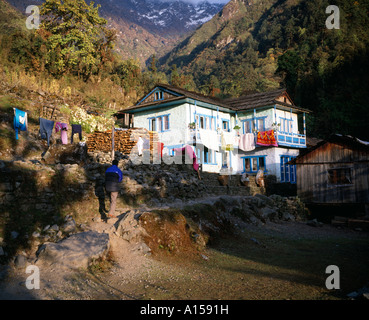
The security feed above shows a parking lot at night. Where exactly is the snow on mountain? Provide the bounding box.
[98,0,225,34]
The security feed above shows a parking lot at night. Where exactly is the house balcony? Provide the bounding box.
[187,129,307,149]
[276,131,306,148]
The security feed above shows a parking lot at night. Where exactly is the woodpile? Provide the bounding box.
[86,127,159,155]
[40,105,69,123]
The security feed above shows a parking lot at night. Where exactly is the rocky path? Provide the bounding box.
[0,195,368,300]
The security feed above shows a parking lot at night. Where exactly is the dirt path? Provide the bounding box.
[1,211,367,301]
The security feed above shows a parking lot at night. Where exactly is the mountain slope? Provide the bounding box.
[7,0,226,65]
[159,0,369,140]
[158,0,281,95]
[0,0,28,34]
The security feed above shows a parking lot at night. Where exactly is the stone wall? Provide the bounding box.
[0,151,262,215]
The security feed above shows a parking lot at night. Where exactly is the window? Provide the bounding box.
[327,168,353,185]
[148,114,170,132]
[194,114,216,130]
[202,147,216,164]
[280,117,293,133]
[244,119,255,133]
[200,116,204,129]
[259,157,265,171]
[150,118,156,131]
[154,91,163,101]
[243,156,267,173]
[222,120,230,131]
[163,115,169,131]
[204,147,210,163]
[242,117,266,133]
[245,158,251,171]
[280,156,296,183]
[157,117,162,132]
[257,118,265,131]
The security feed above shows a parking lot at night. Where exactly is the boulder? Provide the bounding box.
[14,255,27,268]
[62,219,76,233]
[254,193,275,207]
[260,206,278,221]
[36,231,110,269]
[116,211,148,243]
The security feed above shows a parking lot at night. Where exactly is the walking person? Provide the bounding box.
[105,159,123,218]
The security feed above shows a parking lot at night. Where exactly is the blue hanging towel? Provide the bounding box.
[39,117,55,147]
[13,108,27,139]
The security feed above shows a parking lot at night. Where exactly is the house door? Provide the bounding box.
[280,156,296,183]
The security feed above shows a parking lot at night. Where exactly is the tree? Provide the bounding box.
[38,0,115,80]
[170,64,181,87]
[115,59,141,91]
[148,54,158,74]
[276,50,302,96]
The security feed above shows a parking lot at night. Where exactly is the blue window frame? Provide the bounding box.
[148,114,170,132]
[280,155,296,183]
[242,156,266,173]
[153,91,163,101]
[242,116,266,133]
[279,117,293,133]
[222,119,230,132]
[242,119,255,134]
[167,144,184,156]
[194,113,216,130]
[203,147,217,165]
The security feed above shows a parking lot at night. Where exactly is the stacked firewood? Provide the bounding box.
[40,105,62,121]
[86,128,159,155]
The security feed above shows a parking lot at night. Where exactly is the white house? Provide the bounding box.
[115,84,310,183]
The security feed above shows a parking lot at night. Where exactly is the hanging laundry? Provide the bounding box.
[158,142,164,158]
[39,117,54,147]
[199,129,219,151]
[137,136,143,156]
[221,131,235,151]
[55,122,68,145]
[239,133,255,151]
[143,138,150,150]
[173,145,199,172]
[13,108,27,139]
[71,124,82,143]
[256,130,278,147]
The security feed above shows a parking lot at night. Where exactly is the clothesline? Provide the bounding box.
[12,107,84,146]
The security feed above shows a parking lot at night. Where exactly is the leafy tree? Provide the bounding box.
[114,59,141,91]
[148,54,158,74]
[276,50,302,96]
[170,64,181,87]
[38,0,115,80]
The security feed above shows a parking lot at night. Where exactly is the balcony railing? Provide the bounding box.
[187,129,307,149]
[276,131,306,148]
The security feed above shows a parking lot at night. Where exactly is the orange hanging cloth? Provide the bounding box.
[256,130,278,147]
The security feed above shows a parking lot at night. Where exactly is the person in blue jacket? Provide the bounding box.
[105,159,123,218]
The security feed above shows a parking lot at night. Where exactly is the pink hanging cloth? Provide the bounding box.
[174,145,199,172]
[55,122,68,145]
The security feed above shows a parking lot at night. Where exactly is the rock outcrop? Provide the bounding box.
[36,231,110,269]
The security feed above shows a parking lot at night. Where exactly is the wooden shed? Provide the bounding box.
[292,134,369,216]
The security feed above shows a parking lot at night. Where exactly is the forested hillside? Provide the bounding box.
[0,0,168,111]
[159,0,369,140]
[1,0,368,140]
